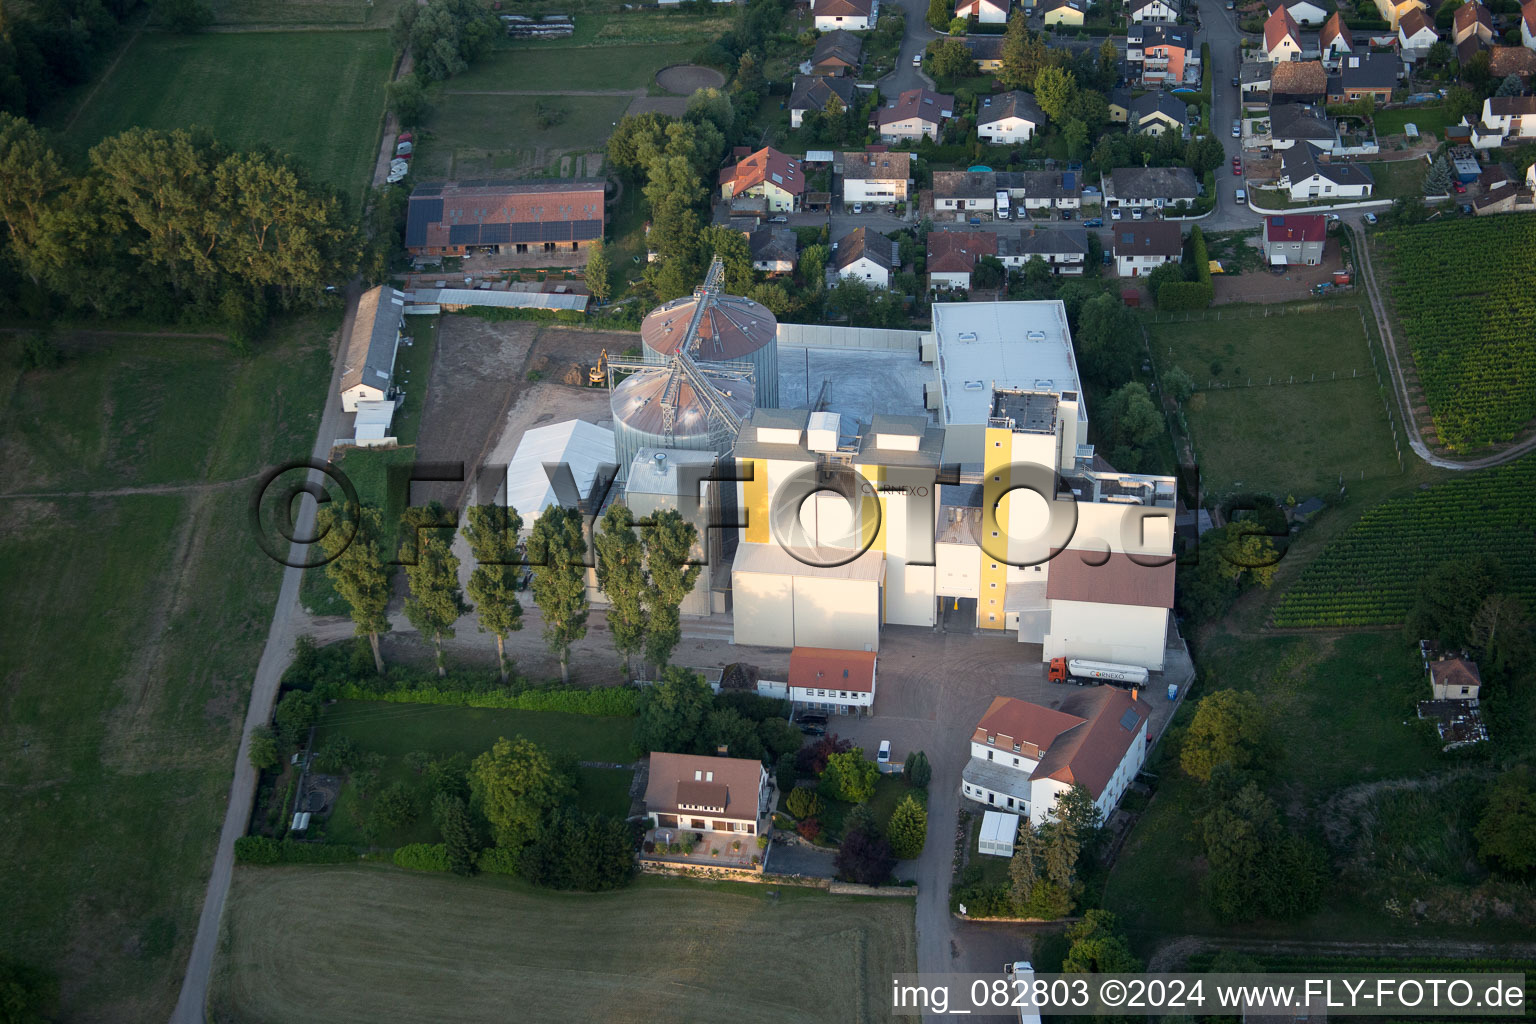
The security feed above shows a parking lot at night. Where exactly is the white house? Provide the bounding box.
[978,91,1046,144]
[1477,95,1536,145]
[927,230,996,289]
[1279,143,1376,199]
[1266,0,1330,27]
[1111,221,1183,277]
[957,0,1009,23]
[1128,90,1190,137]
[1264,6,1304,61]
[813,0,875,31]
[1398,7,1439,58]
[996,225,1090,274]
[786,646,877,714]
[873,88,955,142]
[1128,0,1179,23]
[933,170,998,213]
[960,691,1150,826]
[833,226,894,288]
[841,150,911,205]
[789,74,857,128]
[339,286,405,412]
[1320,11,1354,61]
[1104,165,1200,211]
[645,752,770,835]
[1000,169,1084,211]
[1523,0,1536,48]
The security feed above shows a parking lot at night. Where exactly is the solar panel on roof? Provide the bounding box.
[1119,708,1140,731]
[480,222,511,244]
[448,223,479,245]
[1063,171,1075,189]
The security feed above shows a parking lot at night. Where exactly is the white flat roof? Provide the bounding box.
[505,419,616,523]
[980,810,1020,843]
[932,301,1087,426]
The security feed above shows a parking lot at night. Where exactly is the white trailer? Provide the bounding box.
[1049,657,1150,688]
[1004,962,1042,1024]
[996,190,1011,219]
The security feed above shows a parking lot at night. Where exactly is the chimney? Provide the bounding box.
[1131,687,1139,701]
[717,745,729,756]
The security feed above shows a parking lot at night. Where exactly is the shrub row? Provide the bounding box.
[394,843,451,872]
[334,680,640,717]
[1157,280,1214,309]
[234,836,358,865]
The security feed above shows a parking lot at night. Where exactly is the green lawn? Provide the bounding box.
[805,772,921,846]
[415,92,633,179]
[305,700,639,847]
[1146,304,1402,496]
[206,0,408,26]
[0,319,334,1021]
[449,42,702,93]
[1373,103,1454,140]
[1367,156,1434,200]
[50,31,393,200]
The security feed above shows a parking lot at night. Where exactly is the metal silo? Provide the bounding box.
[640,257,780,407]
[610,358,755,479]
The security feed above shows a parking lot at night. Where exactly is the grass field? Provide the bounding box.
[414,92,632,179]
[213,866,916,1023]
[451,43,701,93]
[1372,104,1454,140]
[50,31,392,200]
[1146,305,1401,497]
[306,700,638,846]
[0,320,334,1021]
[205,0,410,26]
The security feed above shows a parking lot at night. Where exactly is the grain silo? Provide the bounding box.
[640,257,780,407]
[609,357,755,479]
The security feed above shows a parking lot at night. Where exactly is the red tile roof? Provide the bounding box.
[1399,6,1434,37]
[719,147,805,197]
[1321,10,1353,48]
[1031,688,1151,799]
[972,696,1086,753]
[788,647,877,694]
[1454,1,1492,33]
[1523,0,1536,33]
[1045,549,1176,608]
[1266,213,1326,242]
[1429,656,1482,691]
[1271,59,1328,95]
[1265,5,1301,51]
[645,752,765,821]
[927,230,996,272]
[1489,45,1536,78]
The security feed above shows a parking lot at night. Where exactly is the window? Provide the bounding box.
[1013,742,1021,752]
[1012,757,1019,766]
[987,750,994,761]
[990,582,997,589]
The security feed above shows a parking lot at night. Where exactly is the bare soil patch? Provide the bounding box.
[655,63,725,95]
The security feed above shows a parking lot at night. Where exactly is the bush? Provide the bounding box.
[372,782,417,830]
[1158,280,1214,310]
[820,749,878,803]
[248,726,280,773]
[796,817,822,842]
[757,834,770,850]
[335,680,639,716]
[476,846,519,875]
[394,843,451,872]
[785,787,823,819]
[643,840,656,853]
[312,735,360,773]
[234,836,281,864]
[234,836,358,865]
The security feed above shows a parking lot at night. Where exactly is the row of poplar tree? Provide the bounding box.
[315,500,702,684]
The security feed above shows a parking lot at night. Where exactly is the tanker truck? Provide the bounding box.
[1047,657,1149,689]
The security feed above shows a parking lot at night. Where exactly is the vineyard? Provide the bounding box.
[1375,216,1536,451]
[1272,457,1536,627]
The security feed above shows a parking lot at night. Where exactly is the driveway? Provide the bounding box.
[878,0,945,98]
[1200,3,1266,231]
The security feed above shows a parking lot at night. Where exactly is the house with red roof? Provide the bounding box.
[1398,6,1439,59]
[1264,5,1304,61]
[1263,214,1327,266]
[719,147,806,213]
[1522,0,1536,48]
[785,647,878,715]
[1320,11,1354,64]
[961,690,1151,825]
[873,88,956,142]
[927,230,997,289]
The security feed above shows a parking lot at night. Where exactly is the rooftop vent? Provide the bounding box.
[1026,330,1047,341]
[957,331,979,341]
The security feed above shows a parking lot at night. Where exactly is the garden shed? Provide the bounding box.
[977,810,1020,857]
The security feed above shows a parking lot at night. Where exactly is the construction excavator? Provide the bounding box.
[588,348,607,387]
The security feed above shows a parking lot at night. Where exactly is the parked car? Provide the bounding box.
[913,53,923,67]
[1060,209,1073,219]
[852,202,863,213]
[1232,120,1242,137]
[1453,182,1466,193]
[1083,217,1103,227]
[395,141,413,156]
[1235,187,1246,202]
[1233,162,1243,176]
[877,740,892,764]
[1231,76,1239,87]
[1364,212,1378,224]
[1102,249,1112,264]
[1131,207,1143,219]
[1110,206,1122,220]
[769,214,788,223]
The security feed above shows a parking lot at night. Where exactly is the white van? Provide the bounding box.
[877,740,892,764]
[1234,188,1246,203]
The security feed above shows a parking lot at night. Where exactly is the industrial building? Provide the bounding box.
[639,266,780,408]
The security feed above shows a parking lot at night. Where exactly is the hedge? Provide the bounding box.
[1157,280,1214,309]
[335,681,640,717]
[464,306,586,325]
[477,846,520,875]
[394,843,451,872]
[234,836,359,865]
[1189,225,1212,287]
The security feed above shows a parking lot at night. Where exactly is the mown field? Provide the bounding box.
[0,320,334,1021]
[1145,304,1401,497]
[50,31,393,200]
[212,867,917,1023]
[1375,215,1536,451]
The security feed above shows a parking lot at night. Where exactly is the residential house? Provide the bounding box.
[1262,213,1327,265]
[747,226,798,274]
[719,147,806,212]
[959,690,1150,826]
[934,170,999,213]
[1266,0,1331,26]
[813,0,875,31]
[1270,59,1328,104]
[1128,0,1180,23]
[873,88,956,142]
[957,0,1010,23]
[1127,24,1198,85]
[841,150,912,205]
[1326,52,1399,103]
[999,169,1085,210]
[1112,220,1183,276]
[1107,86,1133,122]
[644,752,770,836]
[811,29,864,75]
[1264,6,1305,61]
[1416,653,1488,750]
[996,225,1090,274]
[965,34,1006,72]
[1488,44,1536,82]
[1398,7,1439,58]
[1040,0,1087,26]
[1129,90,1190,135]
[789,75,857,128]
[1471,94,1536,148]
[1279,143,1375,198]
[1428,655,1481,700]
[1104,165,1200,211]
[1240,59,1274,96]
[339,286,404,411]
[1269,103,1339,149]
[404,179,606,257]
[1453,1,1493,45]
[1522,0,1536,47]
[978,90,1047,144]
[786,647,878,714]
[833,226,895,287]
[1373,0,1427,30]
[1320,12,1353,66]
[927,230,997,289]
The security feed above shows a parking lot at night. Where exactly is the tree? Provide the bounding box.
[903,749,932,788]
[317,504,391,674]
[156,0,213,32]
[519,808,636,890]
[1201,782,1325,921]
[798,243,830,291]
[1220,520,1282,588]
[637,666,713,753]
[821,749,879,803]
[0,957,56,1024]
[1040,814,1081,892]
[1406,554,1507,649]
[1162,365,1195,405]
[687,87,736,136]
[273,689,320,748]
[1062,910,1142,972]
[432,792,479,875]
[701,708,765,759]
[972,254,1006,290]
[387,75,429,126]
[1446,86,1482,125]
[527,505,588,684]
[1434,0,1463,28]
[372,782,418,831]
[1101,381,1165,473]
[1423,155,1454,195]
[697,224,754,293]
[404,510,469,677]
[1033,66,1078,122]
[927,0,951,31]
[757,716,803,760]
[584,239,613,303]
[594,504,648,679]
[642,508,701,668]
[1475,767,1536,874]
[1181,690,1265,782]
[787,787,823,818]
[461,504,524,683]
[0,114,68,282]
[1494,74,1524,98]
[887,794,927,859]
[470,735,572,852]
[1096,38,1119,90]
[836,818,896,884]
[932,38,974,78]
[797,732,854,776]
[1468,593,1534,679]
[1052,783,1104,852]
[248,726,280,773]
[1185,135,1226,176]
[1426,40,1452,67]
[1074,292,1140,387]
[1062,117,1090,159]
